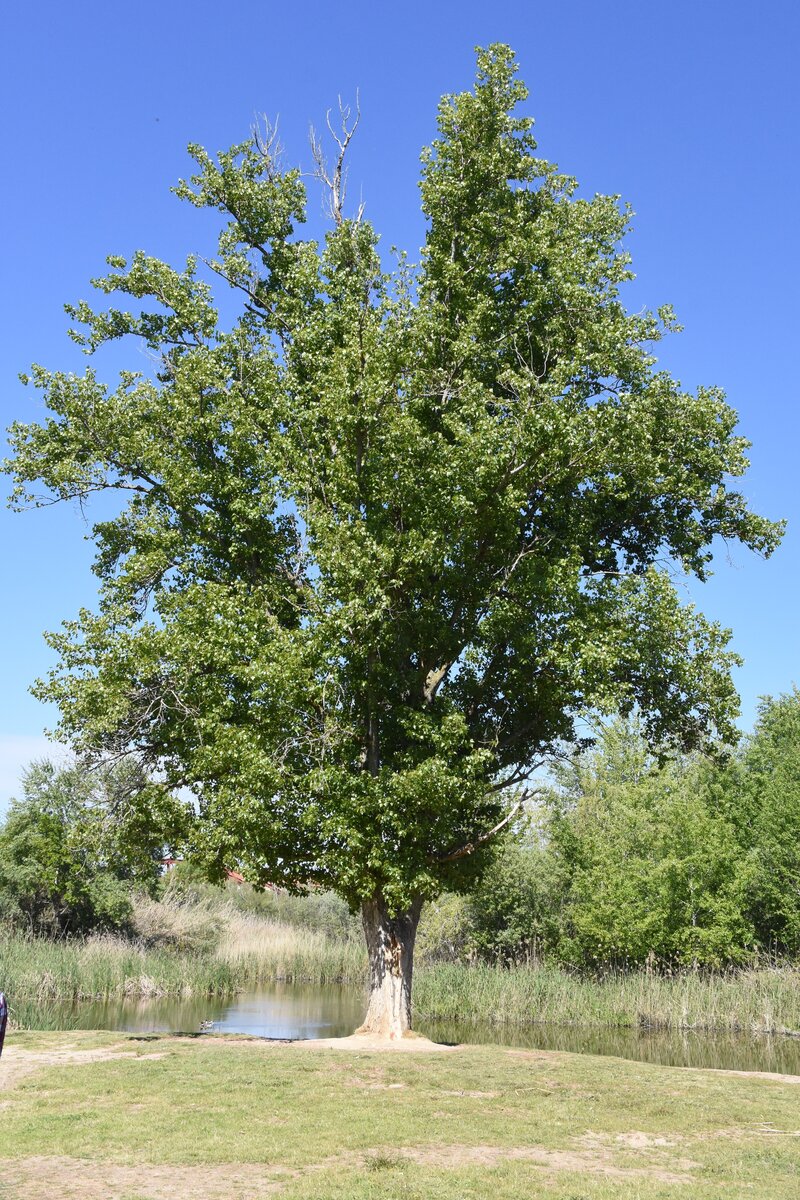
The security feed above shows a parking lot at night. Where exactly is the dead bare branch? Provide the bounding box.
[309,91,362,226]
[433,792,535,864]
[252,114,283,178]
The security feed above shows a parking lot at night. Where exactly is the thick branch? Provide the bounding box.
[423,662,452,704]
[433,796,528,864]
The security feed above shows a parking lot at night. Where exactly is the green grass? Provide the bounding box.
[1,1030,799,1198]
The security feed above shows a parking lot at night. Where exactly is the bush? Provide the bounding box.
[467,836,565,964]
[417,893,474,962]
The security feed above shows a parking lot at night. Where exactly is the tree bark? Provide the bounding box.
[357,894,423,1039]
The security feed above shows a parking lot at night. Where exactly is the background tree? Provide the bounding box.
[547,723,755,966]
[433,699,800,971]
[722,690,800,954]
[466,829,565,965]
[0,759,187,936]
[4,46,781,1034]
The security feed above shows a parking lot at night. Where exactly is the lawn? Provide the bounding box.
[1,1030,798,1198]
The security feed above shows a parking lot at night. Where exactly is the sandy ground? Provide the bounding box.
[0,1142,703,1200]
[5,1032,800,1085]
[297,1031,458,1051]
[0,1042,169,1093]
[703,1066,800,1085]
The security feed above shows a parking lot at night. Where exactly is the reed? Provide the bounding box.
[216,909,365,984]
[0,892,367,1025]
[0,931,239,1006]
[414,961,800,1035]
[3,894,799,1035]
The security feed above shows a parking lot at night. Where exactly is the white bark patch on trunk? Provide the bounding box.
[357,895,423,1039]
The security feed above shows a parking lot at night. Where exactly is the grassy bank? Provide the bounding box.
[3,906,800,1034]
[2,1030,799,1199]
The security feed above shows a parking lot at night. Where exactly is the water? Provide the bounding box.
[42,983,800,1075]
[418,1017,800,1074]
[54,982,365,1041]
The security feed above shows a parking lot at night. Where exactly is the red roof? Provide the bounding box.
[159,858,283,892]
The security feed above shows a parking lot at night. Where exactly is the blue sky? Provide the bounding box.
[1,0,798,810]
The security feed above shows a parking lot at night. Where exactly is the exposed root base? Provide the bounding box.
[354,1024,424,1039]
[297,1031,456,1052]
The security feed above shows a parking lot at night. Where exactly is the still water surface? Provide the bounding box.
[54,982,800,1075]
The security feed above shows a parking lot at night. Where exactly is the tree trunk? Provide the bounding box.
[357,894,423,1039]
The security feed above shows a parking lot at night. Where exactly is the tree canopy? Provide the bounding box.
[4,45,781,1030]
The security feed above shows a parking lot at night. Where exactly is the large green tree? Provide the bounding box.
[5,47,781,1034]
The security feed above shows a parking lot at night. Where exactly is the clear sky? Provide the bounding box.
[1,0,798,811]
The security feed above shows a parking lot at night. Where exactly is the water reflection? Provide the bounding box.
[61,982,365,1040]
[46,983,800,1075]
[416,1016,800,1074]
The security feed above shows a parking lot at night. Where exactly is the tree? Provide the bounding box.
[548,722,755,966]
[466,829,565,965]
[725,690,800,953]
[5,46,781,1034]
[0,758,186,935]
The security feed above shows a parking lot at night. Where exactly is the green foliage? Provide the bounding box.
[727,690,800,951]
[467,834,565,963]
[0,758,189,936]
[4,46,781,918]
[416,892,475,963]
[463,697,800,969]
[548,726,755,966]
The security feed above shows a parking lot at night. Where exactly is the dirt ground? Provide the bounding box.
[0,1142,705,1200]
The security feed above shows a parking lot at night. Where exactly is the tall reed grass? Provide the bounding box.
[415,961,800,1035]
[0,890,366,1028]
[215,908,365,984]
[3,892,799,1035]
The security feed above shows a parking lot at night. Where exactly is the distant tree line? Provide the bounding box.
[2,690,798,969]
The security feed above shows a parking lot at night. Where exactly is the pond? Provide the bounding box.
[42,982,800,1075]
